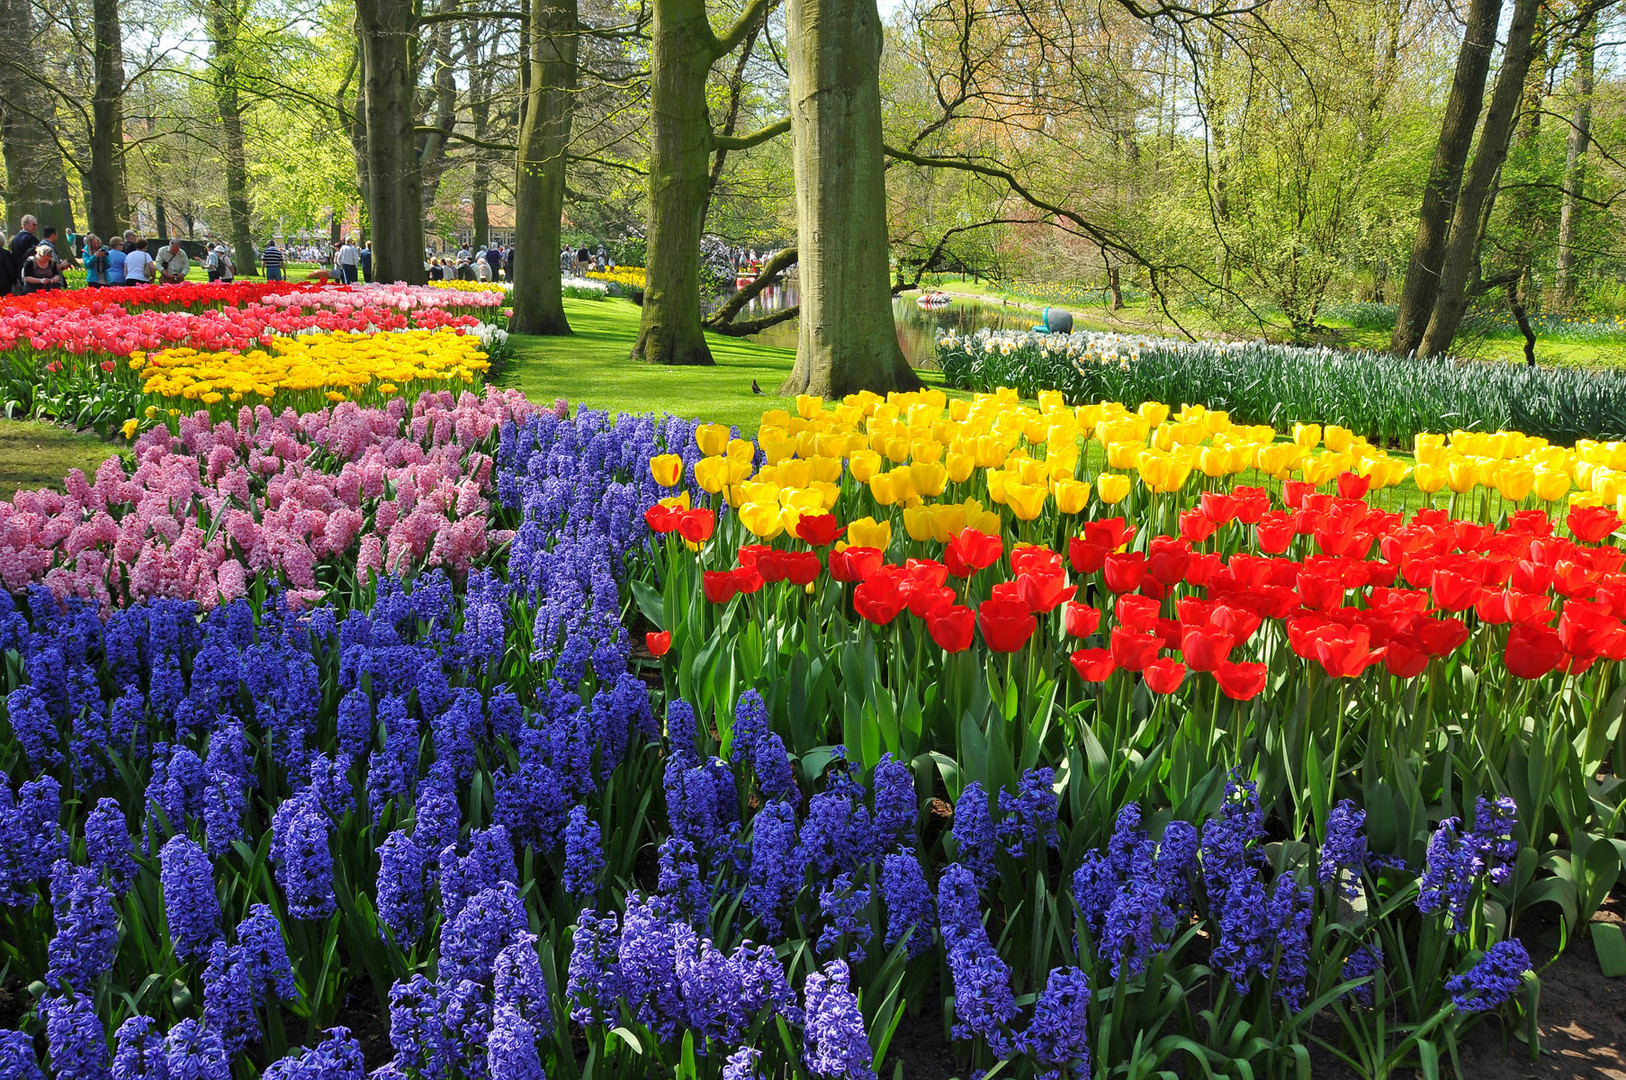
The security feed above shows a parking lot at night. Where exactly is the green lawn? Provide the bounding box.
[0,419,123,500]
[496,296,953,434]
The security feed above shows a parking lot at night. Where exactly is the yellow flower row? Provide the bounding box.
[427,280,506,294]
[130,329,489,408]
[654,385,1626,541]
[586,267,647,290]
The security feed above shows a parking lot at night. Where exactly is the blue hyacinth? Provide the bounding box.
[803,960,876,1080]
[262,1027,365,1080]
[562,805,606,900]
[744,800,803,939]
[46,860,119,991]
[0,1028,42,1080]
[816,873,874,963]
[43,992,109,1080]
[270,790,335,920]
[1447,939,1532,1013]
[111,1015,164,1080]
[1318,800,1367,899]
[160,834,221,961]
[880,850,936,959]
[1022,966,1092,1080]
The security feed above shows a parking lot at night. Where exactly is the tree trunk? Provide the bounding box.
[509,0,576,335]
[357,0,426,284]
[155,197,168,240]
[0,0,73,232]
[1555,12,1595,306]
[208,0,258,275]
[632,0,717,366]
[418,2,459,210]
[1390,0,1501,356]
[86,0,127,238]
[779,0,920,396]
[1416,0,1541,360]
[1108,265,1123,310]
[463,23,492,252]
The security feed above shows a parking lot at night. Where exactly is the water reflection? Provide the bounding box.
[729,284,1036,366]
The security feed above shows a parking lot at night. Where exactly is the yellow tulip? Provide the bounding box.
[1293,423,1321,449]
[761,409,792,429]
[1446,458,1479,494]
[1006,483,1049,521]
[739,502,785,540]
[1053,478,1091,514]
[903,505,935,542]
[1037,389,1064,413]
[1414,463,1446,494]
[1534,466,1572,502]
[809,456,844,484]
[849,450,883,483]
[650,453,684,487]
[1496,461,1534,501]
[694,456,732,494]
[1106,441,1141,470]
[910,461,949,497]
[986,470,1010,505]
[796,394,824,419]
[1324,425,1354,453]
[695,423,731,456]
[946,451,976,483]
[927,502,968,542]
[911,439,945,464]
[869,471,899,506]
[727,438,756,462]
[1097,473,1131,504]
[761,436,797,465]
[779,459,814,489]
[1137,401,1170,427]
[847,516,892,550]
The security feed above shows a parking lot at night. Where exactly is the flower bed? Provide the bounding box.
[0,283,508,437]
[0,386,1612,1080]
[939,327,1626,445]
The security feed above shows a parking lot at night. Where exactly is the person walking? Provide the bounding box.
[359,242,373,283]
[156,239,190,284]
[261,239,285,281]
[205,243,223,282]
[336,237,360,284]
[123,238,154,284]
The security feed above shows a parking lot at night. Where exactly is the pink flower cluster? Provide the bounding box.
[0,388,536,612]
[261,283,503,314]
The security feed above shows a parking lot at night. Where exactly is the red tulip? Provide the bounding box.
[1180,509,1218,544]
[978,598,1038,652]
[1383,638,1430,678]
[1255,512,1296,555]
[1209,603,1262,645]
[1505,622,1566,679]
[1011,544,1063,575]
[1214,660,1268,700]
[754,550,789,584]
[1109,626,1162,671]
[1511,559,1553,595]
[1146,536,1191,586]
[1102,552,1146,593]
[645,504,682,533]
[703,570,740,604]
[1310,624,1385,678]
[1181,625,1235,672]
[1186,552,1224,587]
[677,509,716,543]
[1016,567,1076,613]
[1295,570,1345,612]
[1553,560,1597,600]
[1143,657,1187,694]
[829,546,884,583]
[1429,568,1479,613]
[1199,491,1238,524]
[854,575,907,625]
[1114,594,1160,633]
[1233,486,1270,524]
[927,605,976,652]
[1414,616,1469,657]
[1336,471,1371,501]
[1063,602,1102,638]
[906,558,951,589]
[732,565,765,594]
[795,513,846,546]
[646,631,672,656]
[907,585,957,621]
[1557,601,1626,661]
[1070,648,1118,682]
[1084,518,1136,550]
[1068,537,1110,574]
[1568,505,1622,543]
[1282,480,1316,509]
[945,528,1003,577]
[782,550,823,586]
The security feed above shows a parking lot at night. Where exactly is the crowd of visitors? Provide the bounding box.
[427,242,514,282]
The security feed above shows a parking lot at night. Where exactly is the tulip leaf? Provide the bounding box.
[1593,922,1626,978]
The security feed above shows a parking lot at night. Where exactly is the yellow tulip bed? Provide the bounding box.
[131,327,491,419]
[586,266,647,291]
[427,280,507,295]
[645,386,1626,551]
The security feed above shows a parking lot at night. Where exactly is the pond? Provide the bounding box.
[731,283,1038,367]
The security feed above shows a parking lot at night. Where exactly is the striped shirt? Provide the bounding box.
[261,245,284,268]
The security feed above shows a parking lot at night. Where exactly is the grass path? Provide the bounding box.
[0,419,123,500]
[495,296,955,434]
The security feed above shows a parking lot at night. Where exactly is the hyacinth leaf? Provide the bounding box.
[630,579,664,631]
[1592,922,1626,978]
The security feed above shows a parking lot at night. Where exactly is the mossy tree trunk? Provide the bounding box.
[87,0,128,239]
[510,0,577,335]
[356,0,426,284]
[779,0,920,397]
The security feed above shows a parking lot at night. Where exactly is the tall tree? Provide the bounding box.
[509,0,577,334]
[357,0,427,283]
[779,0,919,395]
[630,0,780,366]
[1415,0,1542,359]
[1389,0,1501,356]
[1555,9,1596,304]
[207,0,257,273]
[86,0,128,237]
[0,0,74,231]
